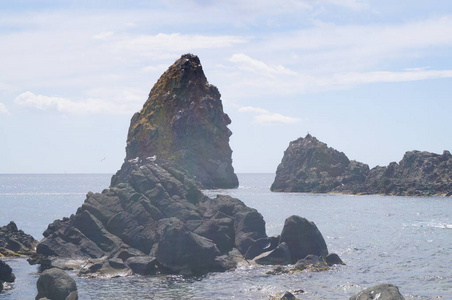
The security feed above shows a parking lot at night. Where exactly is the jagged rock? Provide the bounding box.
[125,256,157,275]
[155,217,220,275]
[36,268,78,300]
[325,253,344,266]
[280,291,296,300]
[279,215,328,263]
[244,236,279,260]
[271,134,368,193]
[0,259,15,292]
[272,134,452,196]
[0,221,38,257]
[356,150,452,196]
[266,254,335,275]
[125,54,238,189]
[32,162,266,276]
[292,255,328,272]
[254,242,291,265]
[349,283,405,300]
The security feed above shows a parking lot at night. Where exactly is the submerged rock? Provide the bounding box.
[349,283,405,300]
[32,162,266,276]
[272,134,452,196]
[0,221,38,257]
[125,54,238,189]
[36,268,78,300]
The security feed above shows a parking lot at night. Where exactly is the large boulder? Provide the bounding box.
[125,54,238,189]
[279,215,328,263]
[350,283,405,300]
[36,268,78,300]
[155,217,220,275]
[0,221,38,256]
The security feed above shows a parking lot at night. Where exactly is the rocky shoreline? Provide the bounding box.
[272,134,452,196]
[0,55,415,299]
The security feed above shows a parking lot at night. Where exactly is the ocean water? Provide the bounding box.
[1,173,451,299]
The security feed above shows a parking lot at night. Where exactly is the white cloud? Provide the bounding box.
[14,91,137,115]
[143,64,169,73]
[238,105,300,125]
[329,69,452,86]
[0,102,10,115]
[238,106,269,114]
[318,0,368,10]
[114,33,247,57]
[229,53,297,76]
[93,31,115,40]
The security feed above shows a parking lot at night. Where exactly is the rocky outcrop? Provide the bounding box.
[271,134,369,193]
[0,260,15,292]
[272,134,452,196]
[36,268,78,300]
[350,283,405,300]
[251,215,343,272]
[0,221,38,257]
[125,54,238,189]
[31,162,266,276]
[351,150,452,196]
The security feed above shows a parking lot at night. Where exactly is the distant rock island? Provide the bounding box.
[271,134,452,196]
[126,54,238,189]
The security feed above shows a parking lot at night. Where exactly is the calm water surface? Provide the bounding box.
[1,173,451,299]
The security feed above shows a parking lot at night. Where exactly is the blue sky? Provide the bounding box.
[1,0,452,174]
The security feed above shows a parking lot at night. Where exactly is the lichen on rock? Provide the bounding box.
[126,54,238,189]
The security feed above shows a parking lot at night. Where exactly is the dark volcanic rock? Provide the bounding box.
[271,134,369,193]
[254,242,291,265]
[33,162,266,276]
[357,150,452,196]
[0,221,38,257]
[272,134,452,196]
[279,215,328,263]
[349,283,405,300]
[36,268,78,300]
[244,236,279,260]
[0,259,16,292]
[125,54,238,189]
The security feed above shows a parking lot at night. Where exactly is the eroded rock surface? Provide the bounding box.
[126,54,238,189]
[32,162,265,276]
[0,221,38,257]
[272,134,452,196]
[271,134,368,193]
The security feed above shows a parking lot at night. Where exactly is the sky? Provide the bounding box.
[1,0,452,174]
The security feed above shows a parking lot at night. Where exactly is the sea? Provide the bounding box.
[0,173,451,299]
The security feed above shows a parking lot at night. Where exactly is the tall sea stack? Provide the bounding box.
[126,54,238,189]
